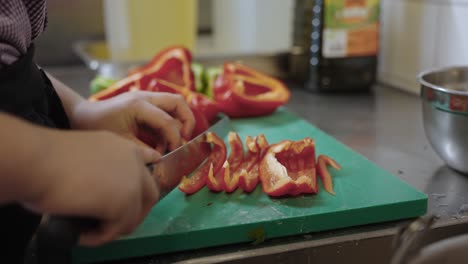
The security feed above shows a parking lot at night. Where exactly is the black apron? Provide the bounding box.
[0,45,70,262]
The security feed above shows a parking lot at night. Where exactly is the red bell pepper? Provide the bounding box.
[179,132,227,195]
[237,135,270,193]
[189,105,210,139]
[260,138,317,197]
[257,134,270,159]
[91,76,219,139]
[147,78,219,124]
[89,73,142,101]
[146,78,217,124]
[205,132,231,193]
[237,136,260,193]
[316,155,342,195]
[223,132,244,193]
[135,125,167,153]
[146,78,188,95]
[185,92,220,124]
[130,46,195,91]
[88,73,179,102]
[206,162,224,192]
[214,63,291,118]
[90,46,195,100]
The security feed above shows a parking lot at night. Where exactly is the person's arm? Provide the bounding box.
[0,112,50,203]
[45,72,86,128]
[0,112,161,246]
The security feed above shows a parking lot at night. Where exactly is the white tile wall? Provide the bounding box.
[378,0,468,94]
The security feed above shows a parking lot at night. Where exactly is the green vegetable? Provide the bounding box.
[204,67,222,99]
[90,76,117,95]
[191,63,206,94]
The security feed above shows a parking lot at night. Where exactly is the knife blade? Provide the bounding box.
[24,114,230,264]
[151,113,230,200]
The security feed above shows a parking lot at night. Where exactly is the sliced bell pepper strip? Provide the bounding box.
[316,155,342,195]
[257,134,270,159]
[260,138,317,197]
[237,136,261,193]
[245,134,270,190]
[220,161,238,192]
[205,132,231,193]
[223,132,244,193]
[237,135,270,193]
[179,132,227,195]
[206,162,224,192]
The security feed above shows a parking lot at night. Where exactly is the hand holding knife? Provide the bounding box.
[24,115,229,264]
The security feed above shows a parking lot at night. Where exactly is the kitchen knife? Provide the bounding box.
[150,113,229,199]
[24,114,230,264]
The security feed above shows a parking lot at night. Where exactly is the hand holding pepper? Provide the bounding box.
[71,91,195,153]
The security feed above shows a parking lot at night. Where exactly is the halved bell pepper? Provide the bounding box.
[179,132,227,194]
[260,138,317,197]
[316,155,342,195]
[223,132,245,193]
[146,78,188,95]
[90,46,195,100]
[214,63,291,118]
[146,78,219,124]
[130,46,195,91]
[89,73,143,101]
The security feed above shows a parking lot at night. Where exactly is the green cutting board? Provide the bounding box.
[73,109,427,263]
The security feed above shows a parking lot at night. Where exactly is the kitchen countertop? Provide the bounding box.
[46,66,468,263]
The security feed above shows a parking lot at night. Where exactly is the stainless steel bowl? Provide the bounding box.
[419,66,468,174]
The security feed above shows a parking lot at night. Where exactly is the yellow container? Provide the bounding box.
[103,0,197,62]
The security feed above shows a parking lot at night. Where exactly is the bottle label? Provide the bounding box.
[322,0,379,58]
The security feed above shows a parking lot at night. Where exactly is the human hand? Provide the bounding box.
[70,91,195,153]
[23,130,161,246]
